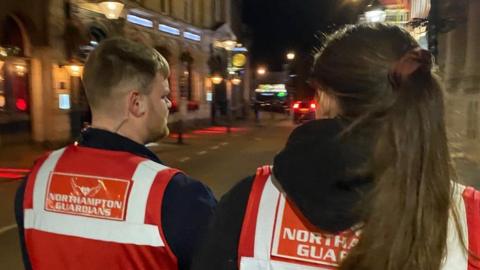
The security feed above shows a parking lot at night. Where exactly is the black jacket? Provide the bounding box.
[15,128,217,270]
[192,118,373,270]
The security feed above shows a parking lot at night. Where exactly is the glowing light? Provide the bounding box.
[365,9,386,22]
[232,47,248,52]
[15,65,26,76]
[211,75,223,85]
[99,1,124,20]
[16,98,27,111]
[0,95,5,107]
[159,24,180,35]
[231,77,242,85]
[183,32,201,41]
[287,52,295,60]
[127,14,153,28]
[59,94,71,110]
[310,103,316,109]
[69,65,82,77]
[257,67,267,76]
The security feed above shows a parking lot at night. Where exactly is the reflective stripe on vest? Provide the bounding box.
[24,147,168,247]
[240,168,475,270]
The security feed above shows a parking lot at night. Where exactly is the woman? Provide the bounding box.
[193,23,480,270]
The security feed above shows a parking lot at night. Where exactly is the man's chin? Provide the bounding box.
[147,127,169,143]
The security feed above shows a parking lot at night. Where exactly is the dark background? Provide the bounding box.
[242,0,368,71]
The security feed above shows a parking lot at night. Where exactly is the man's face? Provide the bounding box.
[144,73,171,143]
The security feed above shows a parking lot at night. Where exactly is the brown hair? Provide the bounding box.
[312,23,456,270]
[82,37,169,110]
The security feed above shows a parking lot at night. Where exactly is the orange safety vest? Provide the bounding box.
[238,166,480,270]
[23,145,179,270]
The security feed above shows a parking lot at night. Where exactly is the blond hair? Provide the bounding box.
[82,37,169,110]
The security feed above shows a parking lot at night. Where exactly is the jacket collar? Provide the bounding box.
[77,127,162,164]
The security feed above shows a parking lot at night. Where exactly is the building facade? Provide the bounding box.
[0,0,244,144]
[438,0,480,163]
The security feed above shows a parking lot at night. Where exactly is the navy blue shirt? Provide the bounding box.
[15,128,217,270]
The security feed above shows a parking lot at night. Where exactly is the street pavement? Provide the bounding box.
[0,115,478,269]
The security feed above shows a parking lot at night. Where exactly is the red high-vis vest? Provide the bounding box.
[23,145,179,270]
[238,166,480,270]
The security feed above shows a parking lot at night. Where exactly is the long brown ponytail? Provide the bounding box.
[312,24,455,270]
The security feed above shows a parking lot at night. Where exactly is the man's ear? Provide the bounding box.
[127,91,146,117]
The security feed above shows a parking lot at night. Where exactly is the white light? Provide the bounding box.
[98,1,124,20]
[232,47,248,52]
[365,9,386,22]
[59,94,71,110]
[69,65,82,77]
[127,14,153,28]
[257,67,267,75]
[287,52,295,60]
[183,32,201,41]
[159,24,180,35]
[222,40,237,51]
[15,65,26,76]
[90,41,98,46]
[206,92,213,102]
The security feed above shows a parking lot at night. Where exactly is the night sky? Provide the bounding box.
[242,0,367,71]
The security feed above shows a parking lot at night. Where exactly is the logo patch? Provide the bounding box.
[271,196,361,267]
[45,172,130,220]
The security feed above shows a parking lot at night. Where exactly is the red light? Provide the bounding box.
[310,103,316,109]
[16,98,27,111]
[293,103,300,109]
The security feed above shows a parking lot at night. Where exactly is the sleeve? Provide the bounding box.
[191,176,254,270]
[15,176,32,270]
[161,173,217,270]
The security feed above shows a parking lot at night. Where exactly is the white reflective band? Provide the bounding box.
[254,176,280,260]
[33,148,66,211]
[126,160,169,223]
[271,195,287,255]
[24,209,164,247]
[240,257,330,270]
[441,183,468,270]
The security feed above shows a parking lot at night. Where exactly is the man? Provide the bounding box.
[15,38,216,270]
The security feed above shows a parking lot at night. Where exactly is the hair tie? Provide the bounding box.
[388,48,433,88]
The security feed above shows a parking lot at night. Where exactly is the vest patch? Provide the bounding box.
[45,172,130,220]
[271,197,361,267]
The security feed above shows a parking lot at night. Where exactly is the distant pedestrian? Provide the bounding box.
[15,38,216,270]
[192,23,480,270]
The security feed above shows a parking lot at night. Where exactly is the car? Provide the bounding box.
[292,100,316,124]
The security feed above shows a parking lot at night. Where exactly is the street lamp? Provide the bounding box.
[257,67,267,76]
[211,74,223,85]
[231,77,242,85]
[287,52,295,61]
[98,0,124,19]
[68,64,82,77]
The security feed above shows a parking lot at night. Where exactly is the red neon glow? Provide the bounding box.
[0,168,30,173]
[310,103,316,109]
[293,103,300,109]
[0,168,30,180]
[0,172,25,179]
[16,98,27,111]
